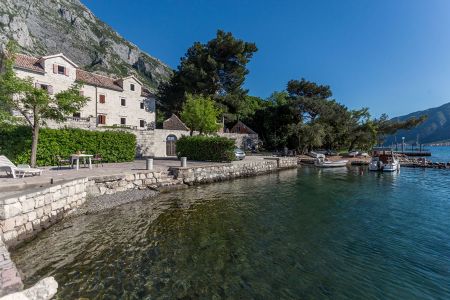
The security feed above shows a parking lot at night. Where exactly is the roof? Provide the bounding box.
[230,121,257,135]
[163,114,189,131]
[39,53,78,67]
[76,69,123,91]
[14,54,45,73]
[13,53,153,95]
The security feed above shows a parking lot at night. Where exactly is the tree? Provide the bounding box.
[158,30,257,119]
[0,42,88,167]
[180,94,221,136]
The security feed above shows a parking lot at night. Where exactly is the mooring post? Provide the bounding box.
[181,157,187,167]
[146,158,153,170]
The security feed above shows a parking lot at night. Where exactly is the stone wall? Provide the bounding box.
[0,178,88,247]
[170,157,298,185]
[0,240,22,296]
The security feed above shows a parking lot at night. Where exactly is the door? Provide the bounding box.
[166,135,177,156]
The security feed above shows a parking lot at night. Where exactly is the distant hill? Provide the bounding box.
[0,0,172,90]
[384,102,450,144]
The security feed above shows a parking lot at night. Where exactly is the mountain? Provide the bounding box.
[0,0,172,90]
[385,102,450,144]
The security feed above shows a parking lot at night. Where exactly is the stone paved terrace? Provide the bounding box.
[0,156,273,198]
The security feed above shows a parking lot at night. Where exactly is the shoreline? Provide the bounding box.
[0,157,298,298]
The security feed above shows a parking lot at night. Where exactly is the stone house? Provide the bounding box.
[12,53,156,130]
[9,52,258,158]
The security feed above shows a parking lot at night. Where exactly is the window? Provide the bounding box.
[130,84,135,91]
[99,94,106,104]
[73,112,81,118]
[120,118,126,125]
[53,64,67,76]
[57,65,65,75]
[140,120,145,128]
[121,98,126,106]
[98,115,106,125]
[140,102,144,109]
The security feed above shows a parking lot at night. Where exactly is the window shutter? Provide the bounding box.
[53,64,57,74]
[48,85,54,95]
[35,83,41,88]
[79,90,84,96]
[103,115,106,124]
[64,67,68,76]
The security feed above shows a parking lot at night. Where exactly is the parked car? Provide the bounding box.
[347,150,360,157]
[235,148,246,160]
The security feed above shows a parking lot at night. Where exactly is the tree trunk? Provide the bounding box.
[30,120,40,167]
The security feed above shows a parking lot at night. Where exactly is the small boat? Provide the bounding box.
[315,154,348,168]
[369,148,400,172]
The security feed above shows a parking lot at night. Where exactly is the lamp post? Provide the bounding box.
[402,137,405,153]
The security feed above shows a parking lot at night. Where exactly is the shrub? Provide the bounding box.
[0,126,136,166]
[176,135,235,162]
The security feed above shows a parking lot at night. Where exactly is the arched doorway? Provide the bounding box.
[166,135,177,156]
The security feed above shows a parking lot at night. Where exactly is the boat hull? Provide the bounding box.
[315,160,348,168]
[369,162,400,172]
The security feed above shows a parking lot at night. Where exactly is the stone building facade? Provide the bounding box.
[13,53,156,130]
[10,53,259,158]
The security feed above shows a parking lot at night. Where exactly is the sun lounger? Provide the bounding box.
[0,155,43,178]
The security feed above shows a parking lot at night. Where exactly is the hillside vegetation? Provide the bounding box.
[385,102,450,144]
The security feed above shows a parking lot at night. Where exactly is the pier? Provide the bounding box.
[394,151,431,157]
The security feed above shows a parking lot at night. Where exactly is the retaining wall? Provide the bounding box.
[170,157,298,185]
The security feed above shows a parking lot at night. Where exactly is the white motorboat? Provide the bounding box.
[369,148,400,172]
[315,154,348,168]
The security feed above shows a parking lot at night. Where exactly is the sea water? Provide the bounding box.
[11,167,450,299]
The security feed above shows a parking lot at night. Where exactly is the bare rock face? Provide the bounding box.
[0,0,172,90]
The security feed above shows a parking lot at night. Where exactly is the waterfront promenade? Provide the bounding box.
[0,157,273,196]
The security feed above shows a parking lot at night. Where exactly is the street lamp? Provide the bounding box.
[402,137,405,153]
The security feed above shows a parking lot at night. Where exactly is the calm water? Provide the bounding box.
[429,146,450,162]
[12,167,450,299]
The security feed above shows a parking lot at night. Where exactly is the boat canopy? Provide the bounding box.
[372,147,394,156]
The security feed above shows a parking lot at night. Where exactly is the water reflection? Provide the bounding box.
[11,167,450,299]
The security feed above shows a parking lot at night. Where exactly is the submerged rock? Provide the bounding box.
[0,277,57,300]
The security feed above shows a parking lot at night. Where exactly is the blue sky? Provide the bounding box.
[83,0,450,117]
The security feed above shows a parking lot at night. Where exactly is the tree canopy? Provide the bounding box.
[158,30,257,120]
[244,78,426,153]
[180,94,221,136]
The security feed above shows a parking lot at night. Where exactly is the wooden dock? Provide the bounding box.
[394,151,431,157]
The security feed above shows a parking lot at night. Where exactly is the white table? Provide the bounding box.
[71,154,93,170]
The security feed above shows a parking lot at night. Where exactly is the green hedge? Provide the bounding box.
[0,126,136,166]
[176,135,235,162]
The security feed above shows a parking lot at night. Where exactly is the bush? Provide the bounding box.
[0,126,136,166]
[176,135,235,162]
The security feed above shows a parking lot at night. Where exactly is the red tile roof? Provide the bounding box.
[75,69,123,91]
[14,54,45,73]
[13,53,153,96]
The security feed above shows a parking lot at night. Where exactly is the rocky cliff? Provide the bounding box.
[0,0,172,90]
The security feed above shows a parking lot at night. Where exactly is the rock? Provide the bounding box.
[0,0,172,89]
[0,277,58,300]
